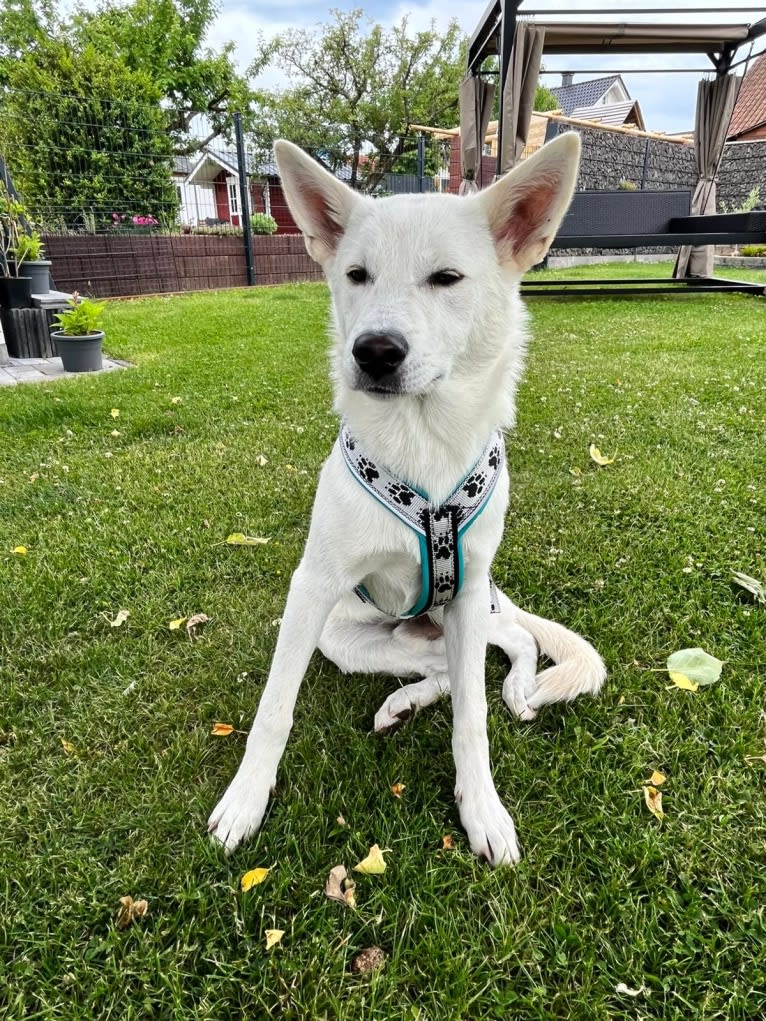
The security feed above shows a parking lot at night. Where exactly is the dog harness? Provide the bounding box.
[339,424,505,619]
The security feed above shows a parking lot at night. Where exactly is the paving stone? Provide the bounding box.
[0,356,132,386]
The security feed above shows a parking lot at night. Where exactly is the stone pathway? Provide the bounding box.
[0,354,131,385]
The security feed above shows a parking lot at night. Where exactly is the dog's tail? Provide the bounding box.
[491,589,605,717]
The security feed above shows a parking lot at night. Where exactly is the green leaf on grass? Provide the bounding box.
[667,648,723,689]
[732,571,765,604]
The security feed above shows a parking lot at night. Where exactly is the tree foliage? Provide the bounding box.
[250,9,465,190]
[1,39,177,229]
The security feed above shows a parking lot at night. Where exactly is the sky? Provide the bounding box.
[205,0,765,135]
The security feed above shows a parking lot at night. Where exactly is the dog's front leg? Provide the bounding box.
[208,561,337,854]
[444,585,521,866]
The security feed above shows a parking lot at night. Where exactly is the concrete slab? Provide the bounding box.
[0,355,132,386]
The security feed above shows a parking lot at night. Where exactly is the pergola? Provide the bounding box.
[460,3,766,285]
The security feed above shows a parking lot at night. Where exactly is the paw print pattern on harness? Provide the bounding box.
[462,472,487,499]
[387,482,416,507]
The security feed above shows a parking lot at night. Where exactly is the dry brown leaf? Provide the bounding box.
[264,928,284,950]
[110,609,130,628]
[186,612,210,638]
[441,835,455,850]
[336,815,347,827]
[643,785,664,820]
[390,783,405,799]
[116,895,149,929]
[350,946,386,974]
[325,865,356,908]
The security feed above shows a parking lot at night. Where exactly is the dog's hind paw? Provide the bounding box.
[373,674,450,734]
[457,790,522,866]
[208,772,272,855]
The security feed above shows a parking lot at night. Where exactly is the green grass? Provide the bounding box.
[1,266,765,1019]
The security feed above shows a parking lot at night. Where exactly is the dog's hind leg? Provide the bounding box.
[319,606,451,732]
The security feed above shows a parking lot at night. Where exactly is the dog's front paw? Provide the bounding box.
[457,788,521,866]
[374,674,450,734]
[208,770,272,855]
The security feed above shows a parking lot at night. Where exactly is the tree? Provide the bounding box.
[250,9,465,191]
[71,0,256,154]
[1,39,177,229]
[534,82,560,113]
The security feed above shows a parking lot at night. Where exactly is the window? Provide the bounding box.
[228,179,239,215]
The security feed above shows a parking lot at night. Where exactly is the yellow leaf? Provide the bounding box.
[12,546,28,555]
[669,671,699,692]
[224,533,270,546]
[110,609,130,628]
[390,783,405,799]
[171,396,182,405]
[353,844,390,875]
[169,617,187,630]
[264,928,284,950]
[643,785,664,820]
[61,738,77,756]
[211,722,235,737]
[110,408,120,418]
[589,443,616,466]
[241,867,270,891]
[648,770,666,786]
[110,429,121,437]
[569,466,582,477]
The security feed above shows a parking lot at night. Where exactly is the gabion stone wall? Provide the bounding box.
[570,126,697,192]
[719,140,766,210]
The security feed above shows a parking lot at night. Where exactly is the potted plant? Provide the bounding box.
[51,292,106,372]
[0,179,32,308]
[13,231,51,294]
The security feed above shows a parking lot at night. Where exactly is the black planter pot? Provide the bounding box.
[52,330,104,372]
[0,275,33,309]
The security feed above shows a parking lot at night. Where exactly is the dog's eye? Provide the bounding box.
[428,270,463,288]
[346,266,369,284]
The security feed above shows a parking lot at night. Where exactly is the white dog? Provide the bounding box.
[208,134,605,866]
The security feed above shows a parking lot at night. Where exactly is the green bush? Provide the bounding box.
[740,244,766,257]
[52,292,106,336]
[251,212,278,235]
[14,232,45,262]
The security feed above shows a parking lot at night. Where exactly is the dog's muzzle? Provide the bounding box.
[352,331,408,389]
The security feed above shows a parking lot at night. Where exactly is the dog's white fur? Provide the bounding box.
[208,135,605,865]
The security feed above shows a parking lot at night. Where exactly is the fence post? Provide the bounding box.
[417,133,426,193]
[234,112,255,286]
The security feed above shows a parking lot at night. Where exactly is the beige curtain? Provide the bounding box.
[458,75,495,195]
[499,22,546,174]
[674,75,740,278]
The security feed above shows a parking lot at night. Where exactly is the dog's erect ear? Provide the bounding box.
[274,140,362,265]
[475,132,580,273]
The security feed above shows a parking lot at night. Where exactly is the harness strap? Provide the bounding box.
[339,425,505,618]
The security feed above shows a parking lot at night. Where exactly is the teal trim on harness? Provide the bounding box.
[339,425,505,619]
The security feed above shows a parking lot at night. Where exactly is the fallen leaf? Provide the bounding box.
[110,408,120,419]
[336,815,347,827]
[325,865,356,908]
[350,946,386,974]
[186,612,210,637]
[115,895,149,929]
[284,464,297,472]
[241,867,270,891]
[171,396,182,405]
[589,443,616,466]
[61,738,77,756]
[569,466,582,477]
[211,722,235,737]
[168,617,187,630]
[643,785,664,820]
[441,835,455,850]
[224,533,270,546]
[110,429,121,437]
[390,783,405,799]
[12,546,28,555]
[732,571,765,604]
[647,770,666,786]
[110,609,130,628]
[667,648,723,688]
[615,983,646,997]
[255,454,268,467]
[353,844,390,875]
[264,928,284,950]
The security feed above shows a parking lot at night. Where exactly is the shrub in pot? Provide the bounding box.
[251,212,278,235]
[51,292,106,372]
[13,231,51,294]
[0,179,32,308]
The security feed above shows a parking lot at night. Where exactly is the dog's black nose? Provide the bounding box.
[352,331,408,381]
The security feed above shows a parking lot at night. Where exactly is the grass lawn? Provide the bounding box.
[1,264,765,1019]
